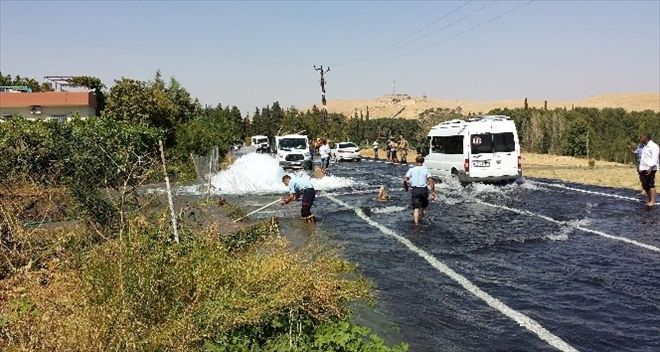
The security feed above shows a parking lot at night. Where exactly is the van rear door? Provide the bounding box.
[492,132,518,177]
[469,132,494,179]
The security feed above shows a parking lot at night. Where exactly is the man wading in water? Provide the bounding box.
[402,156,436,225]
[281,175,317,223]
[638,133,659,207]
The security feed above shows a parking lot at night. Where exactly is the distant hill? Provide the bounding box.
[318,93,660,118]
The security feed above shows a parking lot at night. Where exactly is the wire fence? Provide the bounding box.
[191,145,220,183]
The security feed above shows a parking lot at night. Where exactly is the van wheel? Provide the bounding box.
[451,168,459,176]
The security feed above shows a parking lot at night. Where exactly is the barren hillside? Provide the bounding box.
[319,93,660,118]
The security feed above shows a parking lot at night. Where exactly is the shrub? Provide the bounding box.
[0,216,404,351]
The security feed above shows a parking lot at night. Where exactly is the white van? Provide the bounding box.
[275,134,312,170]
[251,135,270,153]
[424,115,521,184]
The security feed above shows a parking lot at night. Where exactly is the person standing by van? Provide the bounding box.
[403,156,437,225]
[388,139,398,163]
[632,142,646,196]
[319,139,331,171]
[638,134,659,207]
[398,135,409,164]
[281,175,317,223]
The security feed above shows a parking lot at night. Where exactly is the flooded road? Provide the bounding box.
[198,152,660,352]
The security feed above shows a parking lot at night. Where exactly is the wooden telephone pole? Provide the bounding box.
[314,65,330,120]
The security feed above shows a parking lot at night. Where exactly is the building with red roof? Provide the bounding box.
[0,91,97,121]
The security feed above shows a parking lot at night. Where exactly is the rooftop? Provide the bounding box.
[0,91,97,109]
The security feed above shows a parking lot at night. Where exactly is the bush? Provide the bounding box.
[0,216,406,351]
[0,117,164,226]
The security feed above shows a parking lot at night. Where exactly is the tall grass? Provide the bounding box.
[1,213,407,351]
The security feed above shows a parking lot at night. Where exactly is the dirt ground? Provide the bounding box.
[522,153,642,190]
[322,92,660,119]
[359,149,642,190]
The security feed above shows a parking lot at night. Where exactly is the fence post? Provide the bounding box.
[207,147,214,199]
[159,140,179,243]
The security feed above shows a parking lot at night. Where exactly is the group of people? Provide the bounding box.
[278,133,658,227]
[279,154,435,225]
[372,135,410,164]
[632,133,659,207]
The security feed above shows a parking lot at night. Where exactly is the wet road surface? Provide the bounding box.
[234,157,660,352]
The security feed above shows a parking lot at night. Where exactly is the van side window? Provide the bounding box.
[493,133,515,152]
[431,136,463,154]
[470,134,493,154]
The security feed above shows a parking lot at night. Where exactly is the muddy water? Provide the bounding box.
[201,154,660,351]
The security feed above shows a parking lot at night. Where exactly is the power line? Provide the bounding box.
[369,0,497,59]
[356,1,533,67]
[333,1,471,66]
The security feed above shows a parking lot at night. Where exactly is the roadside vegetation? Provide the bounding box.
[1,72,408,351]
[1,70,656,350]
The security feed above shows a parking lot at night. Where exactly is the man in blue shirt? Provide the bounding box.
[403,156,437,225]
[281,175,317,223]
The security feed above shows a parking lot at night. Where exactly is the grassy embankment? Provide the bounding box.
[360,149,641,190]
[0,182,407,351]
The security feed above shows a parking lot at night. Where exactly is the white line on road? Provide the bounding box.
[325,194,580,352]
[530,181,639,203]
[475,200,659,253]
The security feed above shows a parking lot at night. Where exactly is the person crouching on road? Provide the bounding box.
[638,133,659,207]
[403,156,436,225]
[281,175,317,223]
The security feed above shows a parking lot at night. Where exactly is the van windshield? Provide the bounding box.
[431,136,463,154]
[257,138,268,144]
[279,138,308,150]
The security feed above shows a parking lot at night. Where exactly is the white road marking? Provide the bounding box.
[475,200,659,253]
[529,181,639,202]
[325,194,579,352]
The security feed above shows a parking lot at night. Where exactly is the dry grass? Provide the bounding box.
[321,92,660,119]
[358,149,641,190]
[1,208,371,351]
[523,153,642,190]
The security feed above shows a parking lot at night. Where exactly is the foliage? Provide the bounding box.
[0,117,163,225]
[248,103,423,150]
[103,72,202,145]
[0,72,54,92]
[0,214,402,351]
[66,75,107,114]
[204,319,407,352]
[490,107,660,162]
[176,104,243,157]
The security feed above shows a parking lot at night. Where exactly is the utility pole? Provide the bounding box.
[314,65,330,120]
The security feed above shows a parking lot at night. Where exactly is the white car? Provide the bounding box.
[332,142,361,162]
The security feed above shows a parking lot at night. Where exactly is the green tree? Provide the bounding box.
[67,75,107,114]
[0,72,53,92]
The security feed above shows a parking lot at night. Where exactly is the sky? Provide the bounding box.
[1,0,659,114]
